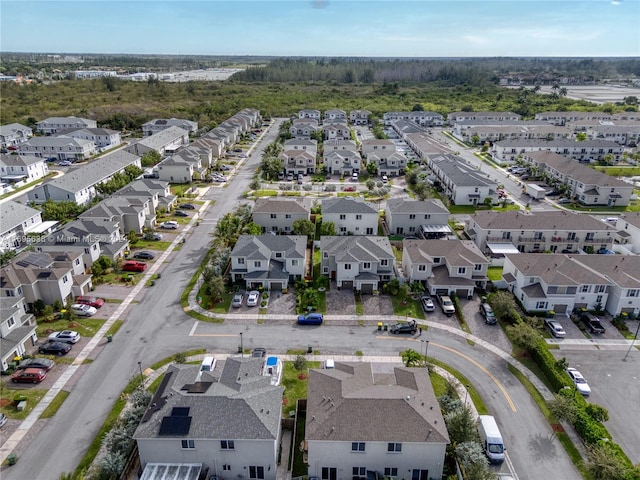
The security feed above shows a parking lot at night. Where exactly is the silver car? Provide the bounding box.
[48,330,81,344]
[70,304,97,317]
[231,293,244,308]
[246,290,260,307]
[545,319,566,338]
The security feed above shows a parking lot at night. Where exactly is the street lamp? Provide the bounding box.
[138,361,144,390]
[239,332,244,358]
[421,339,429,366]
[623,320,640,362]
[464,384,470,406]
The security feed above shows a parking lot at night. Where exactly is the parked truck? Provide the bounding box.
[477,415,505,464]
[525,183,546,200]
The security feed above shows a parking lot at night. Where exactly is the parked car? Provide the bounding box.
[287,173,294,181]
[145,232,163,241]
[231,293,244,308]
[17,358,56,371]
[557,198,571,204]
[70,304,97,317]
[0,413,7,428]
[544,319,566,338]
[567,367,591,396]
[38,341,72,356]
[297,313,323,325]
[220,164,230,171]
[342,186,356,192]
[75,295,104,308]
[12,368,47,384]
[252,347,267,359]
[351,173,359,182]
[180,203,196,210]
[438,295,456,316]
[580,313,605,334]
[420,295,435,313]
[57,160,72,166]
[174,210,189,217]
[246,290,260,307]
[122,261,147,272]
[133,251,155,260]
[160,221,179,229]
[390,319,417,335]
[479,303,497,325]
[382,175,389,183]
[297,174,303,184]
[48,330,81,344]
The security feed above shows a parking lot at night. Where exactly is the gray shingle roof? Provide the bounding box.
[131,126,188,150]
[322,197,376,214]
[471,210,615,231]
[428,154,496,187]
[232,234,306,259]
[321,236,394,263]
[386,198,449,215]
[134,359,283,441]
[506,253,611,286]
[0,154,45,168]
[306,363,449,443]
[404,239,488,267]
[0,200,40,233]
[253,197,310,214]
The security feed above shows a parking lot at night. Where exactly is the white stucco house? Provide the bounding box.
[322,197,378,236]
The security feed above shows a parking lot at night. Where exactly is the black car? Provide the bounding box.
[17,358,56,371]
[580,313,606,334]
[180,203,196,210]
[390,319,417,335]
[251,347,267,359]
[38,341,72,356]
[174,210,189,217]
[133,251,155,260]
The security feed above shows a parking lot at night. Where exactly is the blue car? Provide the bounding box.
[297,313,323,325]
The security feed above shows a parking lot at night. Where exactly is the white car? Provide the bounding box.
[420,295,435,312]
[48,330,81,344]
[160,221,179,229]
[246,290,260,307]
[566,367,591,396]
[70,304,97,317]
[545,319,566,338]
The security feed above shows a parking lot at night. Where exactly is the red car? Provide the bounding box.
[122,261,147,272]
[342,186,356,192]
[75,295,105,308]
[12,367,47,384]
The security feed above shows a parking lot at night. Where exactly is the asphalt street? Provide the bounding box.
[2,120,586,480]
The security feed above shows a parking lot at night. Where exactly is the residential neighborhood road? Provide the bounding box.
[1,120,585,480]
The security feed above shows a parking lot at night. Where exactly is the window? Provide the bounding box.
[323,252,328,258]
[270,213,277,219]
[380,259,388,266]
[536,301,547,309]
[181,439,195,449]
[629,289,639,298]
[323,267,329,274]
[596,285,606,293]
[285,214,291,219]
[387,442,402,452]
[356,214,362,220]
[291,259,298,266]
[424,214,431,220]
[340,214,346,220]
[409,214,416,219]
[384,468,398,477]
[474,264,482,271]
[249,466,265,479]
[238,258,245,265]
[275,252,282,258]
[254,261,261,268]
[220,440,235,450]
[345,263,352,270]
[418,265,426,271]
[223,465,231,471]
[62,275,68,283]
[5,289,14,297]
[7,317,15,328]
[351,442,365,452]
[353,467,366,476]
[433,257,440,264]
[580,285,589,293]
[457,267,466,274]
[363,262,371,269]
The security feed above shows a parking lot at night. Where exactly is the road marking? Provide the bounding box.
[504,450,520,480]
[189,321,238,338]
[377,336,517,412]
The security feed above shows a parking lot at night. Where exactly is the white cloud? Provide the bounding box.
[382,35,429,42]
[462,35,488,45]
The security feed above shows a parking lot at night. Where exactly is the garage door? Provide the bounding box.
[456,288,470,298]
[554,304,568,313]
[361,284,374,294]
[270,282,283,291]
[342,281,354,289]
[435,288,448,296]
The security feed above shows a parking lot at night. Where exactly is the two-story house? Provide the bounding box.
[18,135,97,161]
[36,116,97,135]
[502,253,613,315]
[360,139,408,176]
[0,123,33,149]
[117,178,178,212]
[142,118,198,137]
[252,198,311,234]
[126,126,189,157]
[615,213,640,254]
[448,111,521,124]
[0,296,37,372]
[522,151,632,207]
[306,362,448,480]
[28,150,141,205]
[385,198,450,238]
[298,109,321,122]
[289,119,319,139]
[79,197,151,234]
[0,200,52,253]
[0,154,49,184]
[58,127,122,150]
[324,109,347,122]
[322,197,378,236]
[492,138,623,164]
[230,235,307,291]
[402,239,489,297]
[426,154,497,206]
[320,236,395,292]
[324,150,362,177]
[134,358,283,480]
[383,111,444,126]
[349,109,372,125]
[466,210,616,255]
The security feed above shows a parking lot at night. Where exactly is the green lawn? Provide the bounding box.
[390,296,425,319]
[253,190,279,197]
[487,266,503,282]
[282,360,320,416]
[36,317,104,338]
[129,240,172,250]
[0,387,47,420]
[594,165,640,176]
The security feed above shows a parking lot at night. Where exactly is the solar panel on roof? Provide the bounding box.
[186,382,213,393]
[37,272,51,279]
[171,407,190,416]
[158,415,192,436]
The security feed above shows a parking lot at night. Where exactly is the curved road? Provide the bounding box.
[2,120,579,480]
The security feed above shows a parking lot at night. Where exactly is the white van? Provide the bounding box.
[323,359,335,369]
[351,172,359,182]
[478,415,505,464]
[200,356,217,373]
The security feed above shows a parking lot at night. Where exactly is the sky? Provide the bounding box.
[1,0,639,57]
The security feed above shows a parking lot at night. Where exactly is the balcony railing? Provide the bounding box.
[518,236,546,243]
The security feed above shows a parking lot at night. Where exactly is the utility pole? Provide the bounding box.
[623,320,640,361]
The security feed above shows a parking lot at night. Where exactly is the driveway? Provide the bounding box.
[361,294,394,316]
[462,297,512,353]
[325,283,356,315]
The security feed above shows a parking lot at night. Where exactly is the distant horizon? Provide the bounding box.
[1,1,639,58]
